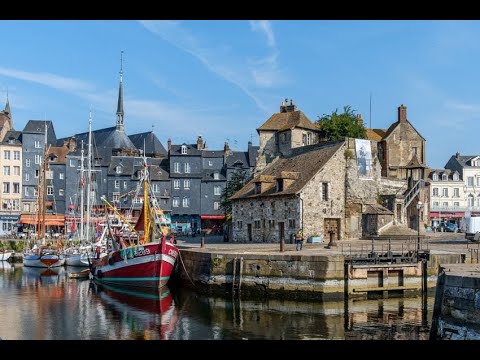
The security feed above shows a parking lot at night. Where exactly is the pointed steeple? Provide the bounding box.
[4,90,11,118]
[116,51,124,132]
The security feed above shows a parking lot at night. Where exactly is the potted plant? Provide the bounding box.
[307,233,323,244]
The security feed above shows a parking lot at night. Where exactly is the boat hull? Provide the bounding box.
[91,240,178,289]
[23,254,65,268]
[0,251,13,261]
[65,254,89,267]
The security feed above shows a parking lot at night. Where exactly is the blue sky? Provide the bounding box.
[0,20,478,168]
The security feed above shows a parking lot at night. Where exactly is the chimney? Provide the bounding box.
[280,98,288,113]
[398,104,407,123]
[197,135,204,150]
[224,142,230,156]
[286,99,296,112]
[167,138,172,155]
[356,113,364,127]
[456,152,460,159]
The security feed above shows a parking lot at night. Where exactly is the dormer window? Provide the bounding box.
[116,166,122,174]
[453,172,459,181]
[213,172,220,180]
[432,173,438,181]
[181,145,187,155]
[276,179,284,192]
[442,173,447,181]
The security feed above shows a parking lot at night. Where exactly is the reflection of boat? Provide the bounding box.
[0,249,14,261]
[92,281,178,340]
[22,266,64,285]
[69,268,90,279]
[0,261,12,271]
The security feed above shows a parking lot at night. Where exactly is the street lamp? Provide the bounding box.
[416,200,423,253]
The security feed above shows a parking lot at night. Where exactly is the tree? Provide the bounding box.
[316,105,367,141]
[220,168,251,219]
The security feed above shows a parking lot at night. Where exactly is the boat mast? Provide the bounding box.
[41,122,48,245]
[142,144,150,245]
[79,140,85,240]
[86,111,92,243]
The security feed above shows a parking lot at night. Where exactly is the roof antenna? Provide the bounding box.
[120,50,124,79]
[369,92,372,129]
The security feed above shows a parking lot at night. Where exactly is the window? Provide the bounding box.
[23,203,30,212]
[35,154,41,165]
[454,202,459,208]
[70,159,76,167]
[208,160,213,166]
[442,173,448,181]
[214,185,221,195]
[174,162,180,173]
[13,151,20,160]
[282,133,287,143]
[442,188,448,197]
[468,195,474,207]
[288,219,296,228]
[173,180,180,189]
[116,166,122,174]
[12,200,19,211]
[269,220,275,229]
[468,177,474,186]
[307,132,312,145]
[3,166,10,176]
[453,172,459,181]
[477,177,480,187]
[184,179,190,189]
[112,192,120,203]
[24,187,29,196]
[412,147,417,156]
[214,201,220,210]
[236,221,243,230]
[152,183,159,192]
[33,188,37,197]
[322,182,329,201]
[25,173,30,182]
[181,145,187,155]
[3,151,10,160]
[184,163,191,173]
[442,202,448,208]
[59,172,64,180]
[213,172,219,180]
[3,182,10,193]
[25,159,30,167]
[13,183,19,194]
[59,189,64,196]
[254,220,261,229]
[13,166,20,176]
[302,133,307,146]
[276,179,284,192]
[182,197,190,207]
[34,140,41,148]
[133,197,143,204]
[47,186,54,195]
[123,181,127,189]
[35,170,39,178]
[114,180,120,189]
[432,188,438,196]
[173,197,180,207]
[433,201,439,207]
[46,170,53,180]
[454,188,459,197]
[432,173,438,181]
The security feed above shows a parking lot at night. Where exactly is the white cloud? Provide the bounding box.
[139,20,287,113]
[250,20,276,48]
[0,66,94,94]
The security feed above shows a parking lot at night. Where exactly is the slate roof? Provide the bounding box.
[202,150,224,158]
[170,144,202,156]
[257,110,318,132]
[23,120,57,144]
[230,141,344,200]
[1,130,22,145]
[202,169,227,181]
[128,131,167,157]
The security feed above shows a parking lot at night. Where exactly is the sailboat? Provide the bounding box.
[64,113,96,267]
[23,123,65,268]
[89,152,179,289]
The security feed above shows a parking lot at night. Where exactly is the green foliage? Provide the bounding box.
[220,169,252,221]
[344,149,354,160]
[316,105,367,141]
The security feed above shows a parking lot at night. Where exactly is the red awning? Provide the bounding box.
[200,215,225,220]
[430,212,464,218]
[19,214,65,226]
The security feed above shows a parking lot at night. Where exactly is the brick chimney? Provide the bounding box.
[167,138,171,155]
[280,98,296,113]
[224,141,230,156]
[197,135,204,149]
[398,104,407,123]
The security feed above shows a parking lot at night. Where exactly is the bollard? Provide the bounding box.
[280,237,285,252]
[201,236,205,248]
[325,231,337,249]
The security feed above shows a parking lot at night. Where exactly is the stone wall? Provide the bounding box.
[256,131,277,174]
[430,264,480,340]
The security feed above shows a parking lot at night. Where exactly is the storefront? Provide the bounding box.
[0,214,20,236]
[171,215,201,235]
[200,215,225,234]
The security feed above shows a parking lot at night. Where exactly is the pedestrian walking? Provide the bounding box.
[295,229,303,251]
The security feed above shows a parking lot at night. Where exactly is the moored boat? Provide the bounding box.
[23,245,65,268]
[0,249,14,261]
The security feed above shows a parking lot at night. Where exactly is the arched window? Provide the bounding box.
[442,173,448,181]
[181,145,187,155]
[468,194,474,207]
[432,173,438,181]
[453,172,459,181]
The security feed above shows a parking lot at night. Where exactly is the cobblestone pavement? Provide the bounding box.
[176,232,479,258]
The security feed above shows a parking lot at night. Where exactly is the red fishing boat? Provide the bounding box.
[89,155,179,289]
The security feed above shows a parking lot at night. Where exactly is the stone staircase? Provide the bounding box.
[368,224,426,241]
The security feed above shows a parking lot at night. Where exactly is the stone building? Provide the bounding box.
[0,98,14,142]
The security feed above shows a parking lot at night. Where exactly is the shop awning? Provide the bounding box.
[19,214,65,226]
[200,215,225,220]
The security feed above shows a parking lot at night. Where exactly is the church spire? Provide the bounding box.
[4,89,11,118]
[116,51,124,132]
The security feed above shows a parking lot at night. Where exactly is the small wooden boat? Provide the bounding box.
[69,268,90,279]
[0,250,14,261]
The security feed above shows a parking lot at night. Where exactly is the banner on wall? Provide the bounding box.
[355,139,373,179]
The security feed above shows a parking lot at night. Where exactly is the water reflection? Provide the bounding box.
[0,265,433,340]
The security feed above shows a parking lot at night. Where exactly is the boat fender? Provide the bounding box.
[97,270,103,278]
[108,256,115,266]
